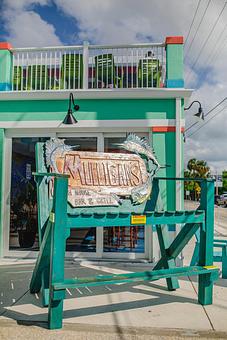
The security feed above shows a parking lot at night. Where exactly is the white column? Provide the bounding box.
[96,133,104,258]
[2,137,12,257]
[175,97,182,210]
[83,41,89,90]
[175,97,183,265]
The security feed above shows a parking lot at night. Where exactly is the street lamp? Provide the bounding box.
[62,93,80,124]
[184,100,204,120]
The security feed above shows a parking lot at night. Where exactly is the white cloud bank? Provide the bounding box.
[2,0,61,47]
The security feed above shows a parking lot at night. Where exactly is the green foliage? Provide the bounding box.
[222,171,227,191]
[184,158,210,199]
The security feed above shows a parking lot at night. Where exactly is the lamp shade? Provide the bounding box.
[62,109,78,124]
[194,106,204,120]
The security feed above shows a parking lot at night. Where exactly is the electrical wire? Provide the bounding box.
[187,103,227,138]
[205,35,227,71]
[186,1,227,83]
[185,0,202,46]
[185,0,212,55]
[185,97,227,132]
[202,22,227,67]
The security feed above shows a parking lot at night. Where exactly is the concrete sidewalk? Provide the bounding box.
[0,237,227,339]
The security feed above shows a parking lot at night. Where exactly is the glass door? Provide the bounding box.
[102,133,149,258]
[56,132,150,259]
[57,133,102,256]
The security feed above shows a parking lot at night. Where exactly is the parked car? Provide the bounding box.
[215,195,221,205]
[215,194,227,207]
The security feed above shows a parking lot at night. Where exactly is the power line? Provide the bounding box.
[187,103,227,138]
[185,0,212,56]
[204,28,227,67]
[185,96,227,133]
[186,1,227,83]
[189,2,227,69]
[185,34,227,86]
[185,0,202,46]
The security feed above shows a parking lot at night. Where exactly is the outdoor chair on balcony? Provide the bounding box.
[13,66,22,90]
[138,55,161,88]
[94,53,123,88]
[190,230,227,278]
[27,65,49,90]
[61,53,83,89]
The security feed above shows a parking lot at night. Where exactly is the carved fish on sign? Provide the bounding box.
[114,133,161,169]
[45,138,79,173]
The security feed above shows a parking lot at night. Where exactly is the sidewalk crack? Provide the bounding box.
[188,275,215,331]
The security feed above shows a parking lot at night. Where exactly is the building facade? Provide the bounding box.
[0,36,192,260]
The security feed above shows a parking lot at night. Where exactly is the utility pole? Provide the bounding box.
[215,170,219,195]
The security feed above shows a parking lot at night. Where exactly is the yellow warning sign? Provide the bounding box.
[131,215,146,225]
[49,212,55,223]
[203,265,219,270]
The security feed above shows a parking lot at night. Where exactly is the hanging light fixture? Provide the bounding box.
[184,100,204,120]
[62,93,80,124]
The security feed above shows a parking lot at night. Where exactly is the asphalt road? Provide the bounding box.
[184,200,227,237]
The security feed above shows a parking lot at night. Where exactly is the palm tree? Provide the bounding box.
[185,158,210,200]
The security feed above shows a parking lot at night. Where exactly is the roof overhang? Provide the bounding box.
[0,88,193,101]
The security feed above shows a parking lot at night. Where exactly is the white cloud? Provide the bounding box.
[3,0,50,10]
[53,0,199,44]
[185,81,227,173]
[2,0,61,47]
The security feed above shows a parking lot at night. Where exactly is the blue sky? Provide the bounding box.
[31,2,81,45]
[0,1,81,45]
[1,0,227,172]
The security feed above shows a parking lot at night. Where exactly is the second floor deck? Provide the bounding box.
[0,37,184,93]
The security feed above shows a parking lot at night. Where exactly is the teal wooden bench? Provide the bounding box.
[191,232,227,278]
[30,142,219,329]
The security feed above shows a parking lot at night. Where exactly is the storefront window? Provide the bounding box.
[10,136,97,252]
[10,137,49,250]
[9,134,147,255]
[62,137,97,252]
[103,136,145,253]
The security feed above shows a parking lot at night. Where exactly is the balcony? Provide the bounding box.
[0,37,185,95]
[10,42,166,92]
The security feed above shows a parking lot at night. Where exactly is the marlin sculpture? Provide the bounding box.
[114,134,165,204]
[45,138,79,173]
[114,133,163,168]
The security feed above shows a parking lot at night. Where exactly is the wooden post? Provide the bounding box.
[48,176,68,329]
[156,225,179,290]
[35,144,52,307]
[198,179,214,305]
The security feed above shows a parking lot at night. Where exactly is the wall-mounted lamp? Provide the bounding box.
[62,93,79,124]
[184,100,204,120]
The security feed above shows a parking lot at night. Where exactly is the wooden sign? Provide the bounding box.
[54,151,148,207]
[45,137,156,207]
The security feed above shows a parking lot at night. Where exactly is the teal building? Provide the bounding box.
[0,36,192,260]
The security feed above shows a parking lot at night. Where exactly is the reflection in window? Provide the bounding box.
[10,137,49,250]
[103,226,144,253]
[61,137,97,252]
[103,136,145,253]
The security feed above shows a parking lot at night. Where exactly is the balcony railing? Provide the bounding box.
[11,42,166,91]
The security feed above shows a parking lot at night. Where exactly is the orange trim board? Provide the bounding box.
[0,42,12,50]
[165,36,184,45]
[151,126,185,133]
